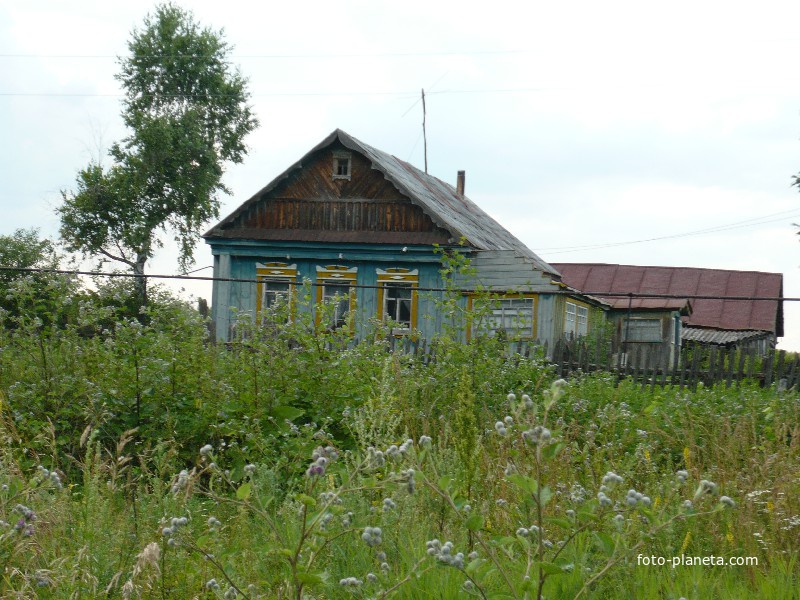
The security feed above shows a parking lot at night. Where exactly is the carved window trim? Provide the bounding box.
[256,262,297,323]
[316,265,357,329]
[376,268,419,335]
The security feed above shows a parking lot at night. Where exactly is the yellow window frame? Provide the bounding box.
[256,262,297,322]
[315,265,358,330]
[376,268,419,335]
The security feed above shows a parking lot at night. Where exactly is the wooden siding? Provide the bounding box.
[232,199,443,234]
[221,142,451,242]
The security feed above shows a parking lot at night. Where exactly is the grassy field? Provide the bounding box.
[0,284,799,598]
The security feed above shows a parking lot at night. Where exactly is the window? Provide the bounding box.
[377,268,418,334]
[256,263,297,323]
[564,300,589,337]
[316,265,357,329]
[623,318,662,343]
[486,297,536,338]
[332,151,352,180]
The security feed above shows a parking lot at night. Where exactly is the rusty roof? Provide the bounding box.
[551,263,783,335]
[205,129,559,277]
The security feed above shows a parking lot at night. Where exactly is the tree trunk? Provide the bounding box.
[133,254,148,312]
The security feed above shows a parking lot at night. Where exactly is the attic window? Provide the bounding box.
[333,151,352,180]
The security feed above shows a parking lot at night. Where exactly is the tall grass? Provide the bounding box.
[0,282,798,597]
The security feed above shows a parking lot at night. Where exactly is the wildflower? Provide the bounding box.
[597,491,612,507]
[694,479,718,500]
[382,498,396,511]
[199,444,213,457]
[720,496,736,508]
[342,511,354,527]
[682,500,693,510]
[367,447,386,468]
[507,393,517,402]
[376,551,387,562]
[362,526,382,547]
[171,469,190,495]
[224,588,237,599]
[206,578,220,590]
[676,470,689,483]
[402,468,416,494]
[613,514,625,527]
[464,580,475,591]
[366,572,378,583]
[496,498,507,507]
[339,577,363,587]
[385,445,400,459]
[419,435,432,448]
[626,489,649,506]
[601,472,624,486]
[244,464,256,475]
[522,393,533,409]
[495,421,507,436]
[504,416,514,426]
[522,426,551,445]
[468,550,479,560]
[516,527,530,537]
[208,516,221,528]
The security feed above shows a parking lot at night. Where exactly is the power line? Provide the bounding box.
[0,266,791,302]
[0,50,522,60]
[536,209,800,255]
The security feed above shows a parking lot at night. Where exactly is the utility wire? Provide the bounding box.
[0,50,522,60]
[0,266,791,302]
[536,209,800,255]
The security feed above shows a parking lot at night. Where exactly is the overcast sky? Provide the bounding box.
[3,1,800,348]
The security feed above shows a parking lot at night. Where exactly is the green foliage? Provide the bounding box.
[59,3,258,303]
[0,229,75,328]
[0,278,799,597]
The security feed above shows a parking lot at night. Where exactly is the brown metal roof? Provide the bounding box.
[551,263,783,335]
[205,129,559,277]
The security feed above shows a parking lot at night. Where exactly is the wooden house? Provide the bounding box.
[552,263,784,363]
[203,129,605,344]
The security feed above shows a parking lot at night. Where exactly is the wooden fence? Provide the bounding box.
[383,335,800,391]
[541,338,798,391]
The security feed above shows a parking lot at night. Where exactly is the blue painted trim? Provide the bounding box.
[207,240,465,264]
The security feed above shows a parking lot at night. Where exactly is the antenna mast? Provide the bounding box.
[421,88,428,173]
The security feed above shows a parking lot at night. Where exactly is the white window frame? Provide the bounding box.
[564,300,589,337]
[485,296,536,338]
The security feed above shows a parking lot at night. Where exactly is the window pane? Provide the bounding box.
[323,282,351,328]
[484,297,534,337]
[383,283,412,327]
[624,319,662,342]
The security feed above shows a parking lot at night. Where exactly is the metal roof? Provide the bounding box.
[552,263,783,335]
[205,129,559,277]
[681,327,771,346]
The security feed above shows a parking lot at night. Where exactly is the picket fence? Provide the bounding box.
[382,336,799,392]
